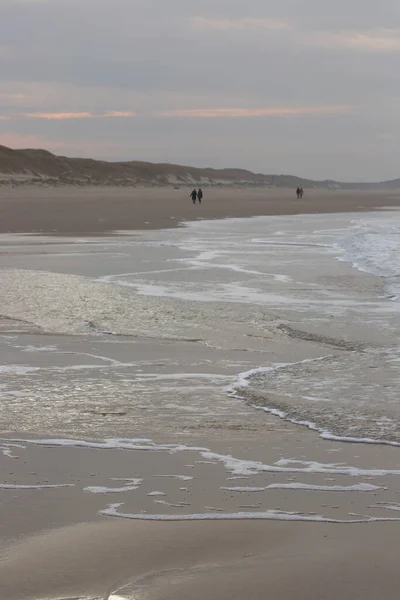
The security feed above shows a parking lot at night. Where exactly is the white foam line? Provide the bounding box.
[249,240,330,248]
[153,475,194,481]
[101,503,400,523]
[3,437,169,451]
[84,478,142,494]
[172,257,267,277]
[85,485,140,494]
[0,362,138,374]
[201,451,400,478]
[320,432,400,447]
[154,500,191,508]
[269,482,385,492]
[234,356,331,390]
[0,365,39,375]
[221,487,266,493]
[0,483,74,489]
[369,503,400,512]
[231,360,400,448]
[4,437,400,478]
[99,267,197,284]
[221,483,384,493]
[1,443,26,459]
[256,405,400,449]
[21,345,58,353]
[62,352,123,366]
[135,373,232,382]
[35,361,142,373]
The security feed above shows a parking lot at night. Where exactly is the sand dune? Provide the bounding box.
[1,144,400,188]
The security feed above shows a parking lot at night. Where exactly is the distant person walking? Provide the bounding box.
[300,187,304,198]
[296,187,301,199]
[190,189,197,204]
[197,188,203,204]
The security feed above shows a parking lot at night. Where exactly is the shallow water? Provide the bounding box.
[3,213,400,599]
[1,211,400,444]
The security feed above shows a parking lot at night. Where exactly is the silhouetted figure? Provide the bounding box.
[296,187,301,199]
[190,189,197,204]
[197,188,203,204]
[300,187,304,198]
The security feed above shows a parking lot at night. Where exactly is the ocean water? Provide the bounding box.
[335,211,400,299]
[1,211,400,445]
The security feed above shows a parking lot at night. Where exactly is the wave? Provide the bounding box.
[277,324,368,352]
[234,352,400,446]
[335,216,400,300]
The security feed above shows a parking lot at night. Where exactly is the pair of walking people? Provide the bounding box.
[190,188,203,204]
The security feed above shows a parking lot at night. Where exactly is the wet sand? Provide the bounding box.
[0,186,400,235]
[2,413,400,599]
[1,190,400,599]
[2,518,400,600]
[2,433,400,599]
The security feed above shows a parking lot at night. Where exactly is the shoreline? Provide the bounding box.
[2,430,400,599]
[2,201,400,599]
[1,186,400,236]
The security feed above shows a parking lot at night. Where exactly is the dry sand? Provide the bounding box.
[1,186,400,235]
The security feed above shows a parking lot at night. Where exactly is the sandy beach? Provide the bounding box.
[0,186,400,235]
[1,188,400,599]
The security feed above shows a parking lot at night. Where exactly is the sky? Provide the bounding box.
[0,0,399,181]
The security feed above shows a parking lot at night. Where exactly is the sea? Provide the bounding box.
[1,210,400,443]
[1,209,400,598]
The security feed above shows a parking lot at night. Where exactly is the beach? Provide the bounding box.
[1,187,400,599]
[1,186,400,235]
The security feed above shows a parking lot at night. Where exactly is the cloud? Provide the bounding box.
[1,0,400,179]
[23,111,136,119]
[314,28,400,52]
[156,106,351,118]
[24,111,95,119]
[0,92,26,104]
[103,110,136,117]
[191,17,290,31]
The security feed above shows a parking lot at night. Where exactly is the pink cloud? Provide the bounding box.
[23,111,137,120]
[103,111,136,117]
[24,112,95,120]
[155,106,350,118]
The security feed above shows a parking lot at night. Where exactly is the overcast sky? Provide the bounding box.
[0,0,399,181]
